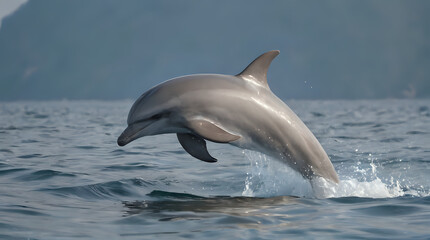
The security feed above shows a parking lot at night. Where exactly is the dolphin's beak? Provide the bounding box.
[117,120,153,146]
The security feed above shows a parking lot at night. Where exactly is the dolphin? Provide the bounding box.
[117,50,339,183]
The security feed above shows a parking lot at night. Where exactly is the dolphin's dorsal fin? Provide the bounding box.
[237,50,280,88]
[177,133,217,163]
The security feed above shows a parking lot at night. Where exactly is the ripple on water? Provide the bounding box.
[17,154,43,159]
[0,163,11,168]
[334,136,369,140]
[146,190,206,200]
[311,112,325,117]
[38,179,148,200]
[104,163,153,171]
[328,197,384,204]
[0,149,14,154]
[110,149,142,156]
[1,205,50,217]
[25,111,49,119]
[16,169,76,181]
[380,137,405,143]
[355,205,420,216]
[74,146,100,150]
[0,126,20,130]
[0,222,26,231]
[0,168,28,176]
[21,139,39,143]
[342,122,374,127]
[406,130,428,135]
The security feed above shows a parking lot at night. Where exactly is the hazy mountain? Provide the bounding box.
[0,0,429,100]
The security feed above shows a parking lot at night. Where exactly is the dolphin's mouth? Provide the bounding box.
[117,120,154,146]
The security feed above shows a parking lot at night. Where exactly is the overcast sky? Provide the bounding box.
[0,0,429,100]
[0,0,27,29]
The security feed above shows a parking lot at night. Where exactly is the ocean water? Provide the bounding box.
[0,99,429,239]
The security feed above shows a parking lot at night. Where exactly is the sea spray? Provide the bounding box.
[311,177,405,198]
[241,150,420,198]
[241,150,313,198]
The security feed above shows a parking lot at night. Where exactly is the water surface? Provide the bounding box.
[0,100,429,239]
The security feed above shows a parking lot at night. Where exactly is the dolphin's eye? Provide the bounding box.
[134,112,167,125]
[149,112,169,120]
[150,113,166,120]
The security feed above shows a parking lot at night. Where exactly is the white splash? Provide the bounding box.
[241,150,427,199]
[311,177,404,198]
[241,150,313,198]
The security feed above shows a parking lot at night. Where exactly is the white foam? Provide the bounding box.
[241,150,427,199]
[311,177,404,198]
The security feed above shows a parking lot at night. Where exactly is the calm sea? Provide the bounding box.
[0,100,429,239]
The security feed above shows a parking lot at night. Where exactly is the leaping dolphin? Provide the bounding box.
[118,50,339,183]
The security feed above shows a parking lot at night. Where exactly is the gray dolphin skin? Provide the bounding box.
[118,50,339,183]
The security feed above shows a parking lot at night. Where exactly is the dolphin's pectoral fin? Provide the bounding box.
[177,133,217,163]
[188,119,241,143]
